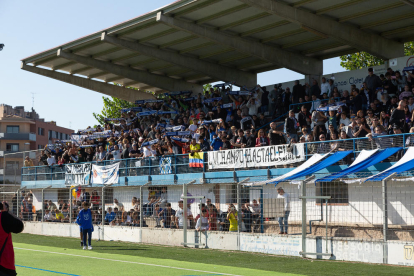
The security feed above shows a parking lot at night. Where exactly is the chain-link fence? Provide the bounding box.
[17,171,414,243]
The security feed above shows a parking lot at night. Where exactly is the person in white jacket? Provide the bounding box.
[277,187,290,234]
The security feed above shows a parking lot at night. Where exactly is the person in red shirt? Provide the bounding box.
[0,202,24,276]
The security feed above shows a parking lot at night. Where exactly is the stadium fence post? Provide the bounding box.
[139,182,150,242]
[382,173,395,264]
[301,180,306,257]
[183,182,188,247]
[69,186,72,224]
[101,186,105,240]
[237,178,250,249]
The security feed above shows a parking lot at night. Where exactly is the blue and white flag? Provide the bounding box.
[164,131,191,137]
[214,81,235,88]
[121,107,143,113]
[183,97,197,102]
[91,163,119,185]
[165,125,185,131]
[157,110,179,115]
[163,103,179,112]
[316,102,346,112]
[104,118,125,121]
[137,110,158,117]
[228,91,251,96]
[160,157,172,175]
[78,145,97,148]
[171,137,190,143]
[166,91,192,96]
[201,119,222,125]
[78,128,96,133]
[142,139,159,147]
[203,97,222,103]
[135,99,164,104]
[212,103,233,110]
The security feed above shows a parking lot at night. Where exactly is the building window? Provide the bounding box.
[38,127,45,136]
[6,144,19,152]
[316,182,349,205]
[48,130,52,139]
[5,161,19,173]
[38,145,44,149]
[6,126,19,133]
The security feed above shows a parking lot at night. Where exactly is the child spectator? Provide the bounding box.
[76,202,94,250]
[195,209,209,232]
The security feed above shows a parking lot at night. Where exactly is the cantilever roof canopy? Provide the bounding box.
[21,0,414,100]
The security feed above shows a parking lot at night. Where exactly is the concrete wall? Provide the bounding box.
[24,221,414,266]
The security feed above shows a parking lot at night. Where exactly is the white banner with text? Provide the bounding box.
[207,144,305,170]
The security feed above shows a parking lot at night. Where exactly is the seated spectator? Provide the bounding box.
[158,203,175,228]
[105,207,116,225]
[44,209,53,222]
[244,129,255,148]
[175,200,193,229]
[195,209,209,232]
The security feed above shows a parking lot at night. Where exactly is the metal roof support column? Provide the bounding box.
[56,49,203,94]
[238,0,404,59]
[21,63,155,102]
[156,12,323,76]
[101,32,257,88]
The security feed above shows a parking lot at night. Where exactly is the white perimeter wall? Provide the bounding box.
[24,222,414,266]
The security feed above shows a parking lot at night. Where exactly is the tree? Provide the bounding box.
[93,97,135,126]
[340,42,414,71]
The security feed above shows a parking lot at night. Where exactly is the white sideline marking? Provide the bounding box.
[15,247,241,276]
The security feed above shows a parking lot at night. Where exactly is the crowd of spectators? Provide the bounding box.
[20,67,413,169]
[12,187,265,233]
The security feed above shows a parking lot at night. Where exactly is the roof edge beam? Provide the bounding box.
[21,63,155,102]
[156,12,322,76]
[101,32,257,87]
[56,49,203,93]
[237,0,404,59]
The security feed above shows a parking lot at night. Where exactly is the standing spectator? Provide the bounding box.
[285,110,299,143]
[226,204,238,232]
[392,71,407,92]
[390,100,406,129]
[292,80,305,104]
[195,209,209,232]
[255,129,269,147]
[298,105,311,130]
[399,85,413,100]
[268,122,286,146]
[246,200,260,232]
[159,203,175,228]
[310,79,321,99]
[175,200,193,229]
[277,187,290,234]
[24,156,33,167]
[320,77,330,96]
[364,68,383,96]
[76,202,94,250]
[46,153,56,166]
[91,190,100,211]
[79,189,91,204]
[260,87,269,114]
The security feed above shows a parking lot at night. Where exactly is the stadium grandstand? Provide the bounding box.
[10,0,414,270]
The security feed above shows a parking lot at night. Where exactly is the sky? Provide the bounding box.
[0,0,346,132]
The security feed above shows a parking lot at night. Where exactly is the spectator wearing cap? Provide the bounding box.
[285,110,299,143]
[276,187,290,234]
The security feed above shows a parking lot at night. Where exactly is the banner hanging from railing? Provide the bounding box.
[65,163,92,186]
[91,163,120,185]
[207,144,305,170]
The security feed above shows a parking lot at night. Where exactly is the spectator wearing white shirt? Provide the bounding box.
[245,98,261,116]
[188,119,198,133]
[339,113,350,127]
[277,187,290,234]
[47,153,56,166]
[111,145,122,160]
[175,200,193,229]
[309,94,321,113]
[320,77,330,96]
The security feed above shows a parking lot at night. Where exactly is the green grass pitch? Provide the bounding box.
[12,233,414,276]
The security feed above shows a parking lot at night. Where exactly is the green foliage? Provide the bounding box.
[203,83,212,94]
[340,42,414,71]
[92,97,135,126]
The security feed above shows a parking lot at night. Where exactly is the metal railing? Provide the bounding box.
[21,133,413,181]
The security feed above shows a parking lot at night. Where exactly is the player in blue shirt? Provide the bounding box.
[76,202,94,250]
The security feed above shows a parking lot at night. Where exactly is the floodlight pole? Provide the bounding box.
[237,178,250,249]
[382,173,396,264]
[140,182,151,242]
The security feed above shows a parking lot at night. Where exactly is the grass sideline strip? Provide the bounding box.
[13,233,414,276]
